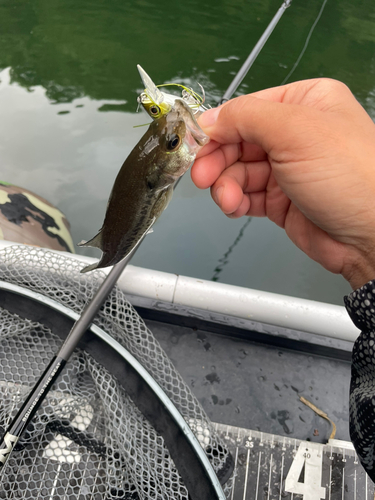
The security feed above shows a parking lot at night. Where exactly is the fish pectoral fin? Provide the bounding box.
[146,171,160,191]
[152,186,174,215]
[146,170,171,192]
[78,229,103,249]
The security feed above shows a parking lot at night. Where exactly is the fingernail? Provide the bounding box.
[214,186,224,205]
[198,107,221,129]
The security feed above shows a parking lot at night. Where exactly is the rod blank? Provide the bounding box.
[220,0,292,104]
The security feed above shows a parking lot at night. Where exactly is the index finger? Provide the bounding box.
[197,79,355,153]
[198,94,304,153]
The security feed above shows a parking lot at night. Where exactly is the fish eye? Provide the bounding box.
[150,105,161,116]
[166,134,181,151]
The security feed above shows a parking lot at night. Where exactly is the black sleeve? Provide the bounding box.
[344,280,375,481]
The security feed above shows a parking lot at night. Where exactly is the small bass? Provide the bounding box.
[79,99,209,273]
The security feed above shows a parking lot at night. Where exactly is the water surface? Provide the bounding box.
[1,0,375,304]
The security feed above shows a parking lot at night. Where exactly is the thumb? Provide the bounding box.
[198,94,314,155]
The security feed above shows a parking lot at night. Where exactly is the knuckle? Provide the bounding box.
[223,94,252,118]
[315,77,352,95]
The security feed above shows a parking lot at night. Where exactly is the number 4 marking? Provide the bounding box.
[285,442,326,500]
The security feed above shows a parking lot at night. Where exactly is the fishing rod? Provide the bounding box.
[220,0,293,104]
[0,0,294,471]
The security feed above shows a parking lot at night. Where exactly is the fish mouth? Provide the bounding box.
[189,126,210,147]
[175,99,210,149]
[186,119,210,150]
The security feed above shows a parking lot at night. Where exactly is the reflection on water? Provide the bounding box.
[0,67,147,256]
[212,218,252,282]
[0,0,374,304]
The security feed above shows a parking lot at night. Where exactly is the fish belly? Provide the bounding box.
[99,187,172,269]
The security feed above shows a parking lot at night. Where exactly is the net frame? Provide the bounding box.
[0,245,234,499]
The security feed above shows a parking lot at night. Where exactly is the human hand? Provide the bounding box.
[191,79,375,290]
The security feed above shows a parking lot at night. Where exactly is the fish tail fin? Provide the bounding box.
[78,230,103,249]
[80,261,100,274]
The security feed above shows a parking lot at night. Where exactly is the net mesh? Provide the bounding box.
[0,245,233,499]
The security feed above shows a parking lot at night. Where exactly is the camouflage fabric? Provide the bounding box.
[0,182,74,252]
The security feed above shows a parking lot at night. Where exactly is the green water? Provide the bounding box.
[0,0,374,304]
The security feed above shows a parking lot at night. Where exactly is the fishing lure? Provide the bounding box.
[137,65,207,120]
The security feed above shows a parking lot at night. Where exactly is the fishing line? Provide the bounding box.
[156,83,205,107]
[280,0,329,85]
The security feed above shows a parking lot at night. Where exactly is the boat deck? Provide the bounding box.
[139,307,351,443]
[137,307,375,498]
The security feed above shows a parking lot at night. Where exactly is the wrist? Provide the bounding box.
[342,248,375,290]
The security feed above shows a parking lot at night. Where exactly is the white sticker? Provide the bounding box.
[285,442,326,500]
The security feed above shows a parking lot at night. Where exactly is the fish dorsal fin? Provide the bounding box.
[78,229,103,249]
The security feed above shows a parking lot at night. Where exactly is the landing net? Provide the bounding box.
[0,245,233,499]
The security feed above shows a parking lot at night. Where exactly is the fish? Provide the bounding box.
[79,98,209,273]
